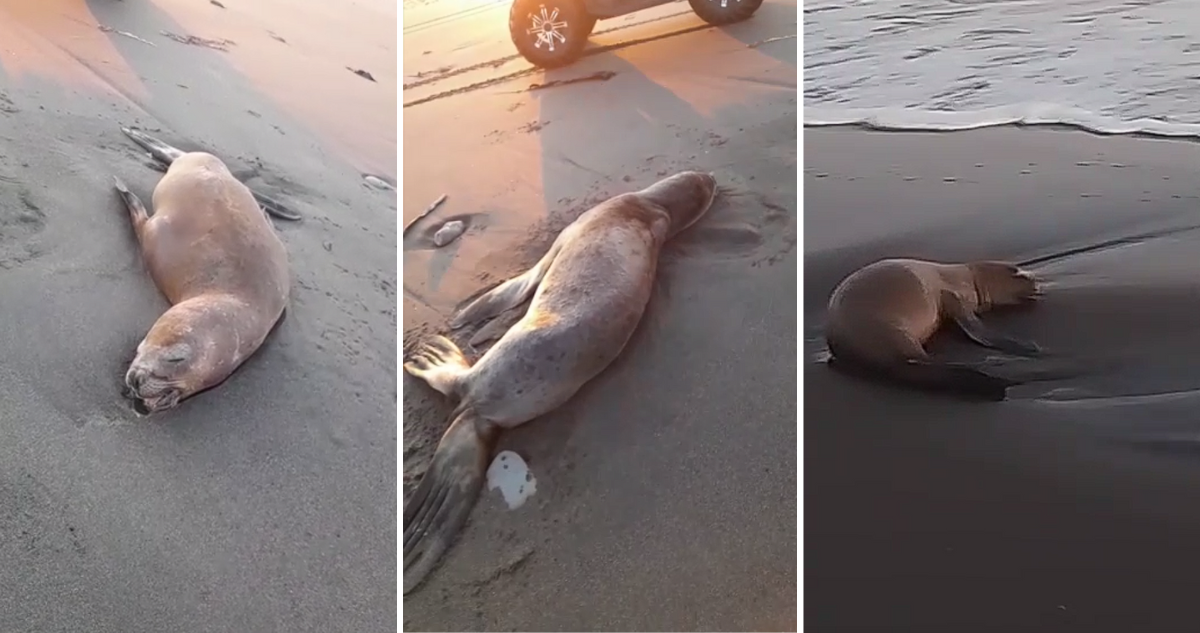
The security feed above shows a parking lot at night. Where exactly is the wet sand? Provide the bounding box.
[0,1,395,631]
[806,127,1200,631]
[402,1,798,629]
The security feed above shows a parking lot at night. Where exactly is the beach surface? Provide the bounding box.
[401,0,797,629]
[0,1,396,631]
[806,127,1200,632]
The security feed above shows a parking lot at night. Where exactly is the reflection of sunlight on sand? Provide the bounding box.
[150,0,398,177]
[402,109,546,315]
[0,0,144,100]
[610,27,794,117]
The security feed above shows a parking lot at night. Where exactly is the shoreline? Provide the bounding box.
[804,104,1200,140]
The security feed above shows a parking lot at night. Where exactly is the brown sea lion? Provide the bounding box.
[115,128,290,414]
[825,258,1041,400]
[402,171,719,594]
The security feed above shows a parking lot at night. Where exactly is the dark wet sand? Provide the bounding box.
[402,2,797,629]
[0,1,395,632]
[806,127,1200,632]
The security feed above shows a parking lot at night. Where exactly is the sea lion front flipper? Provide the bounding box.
[121,127,185,167]
[942,291,1041,356]
[403,335,471,398]
[251,191,302,221]
[113,176,151,231]
[403,407,498,595]
[955,315,1041,356]
[449,242,563,330]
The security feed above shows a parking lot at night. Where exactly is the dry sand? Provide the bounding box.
[0,1,395,631]
[402,0,798,629]
[807,127,1200,632]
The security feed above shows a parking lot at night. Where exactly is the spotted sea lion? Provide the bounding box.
[402,171,719,594]
[825,258,1041,400]
[114,128,290,414]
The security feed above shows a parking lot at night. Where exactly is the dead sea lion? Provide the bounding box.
[122,127,301,221]
[825,258,1041,400]
[402,171,718,594]
[114,129,290,414]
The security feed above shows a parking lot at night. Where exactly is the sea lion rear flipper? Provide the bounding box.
[113,176,151,229]
[121,127,185,167]
[449,242,563,330]
[404,407,497,595]
[251,191,302,221]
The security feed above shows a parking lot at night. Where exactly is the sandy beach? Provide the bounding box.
[402,0,797,629]
[0,1,395,631]
[806,127,1200,631]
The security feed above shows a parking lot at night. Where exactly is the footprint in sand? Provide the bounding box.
[668,192,796,267]
[0,170,47,269]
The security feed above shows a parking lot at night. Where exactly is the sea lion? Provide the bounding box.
[114,128,290,414]
[122,127,301,221]
[402,171,719,594]
[825,258,1041,400]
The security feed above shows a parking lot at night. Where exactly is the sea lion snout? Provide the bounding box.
[125,354,188,413]
[125,367,146,392]
[124,365,183,413]
[968,261,1041,306]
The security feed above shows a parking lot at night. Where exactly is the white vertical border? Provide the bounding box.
[393,13,803,632]
[796,17,805,631]
[396,5,406,630]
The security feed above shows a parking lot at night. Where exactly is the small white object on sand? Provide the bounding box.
[433,220,465,247]
[486,451,536,510]
[363,175,394,191]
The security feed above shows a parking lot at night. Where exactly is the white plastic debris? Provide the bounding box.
[486,451,536,510]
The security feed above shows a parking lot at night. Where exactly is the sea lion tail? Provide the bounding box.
[403,406,498,594]
[403,335,470,398]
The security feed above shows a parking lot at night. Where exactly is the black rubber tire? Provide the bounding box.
[509,0,596,69]
[687,0,763,25]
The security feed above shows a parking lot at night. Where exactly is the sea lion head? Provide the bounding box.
[638,171,718,238]
[123,305,222,414]
[967,261,1040,308]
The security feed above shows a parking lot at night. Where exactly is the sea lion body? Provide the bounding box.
[402,171,718,593]
[825,258,1040,399]
[116,130,290,414]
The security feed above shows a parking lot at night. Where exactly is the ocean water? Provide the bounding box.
[803,0,1200,136]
